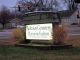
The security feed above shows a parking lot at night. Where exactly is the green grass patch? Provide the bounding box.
[0,46,80,60]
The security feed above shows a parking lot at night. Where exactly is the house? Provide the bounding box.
[17,0,78,26]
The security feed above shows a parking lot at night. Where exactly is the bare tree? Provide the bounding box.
[0,6,15,29]
[17,0,76,12]
[18,0,36,12]
[18,0,49,12]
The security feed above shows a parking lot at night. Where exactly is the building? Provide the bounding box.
[17,0,78,26]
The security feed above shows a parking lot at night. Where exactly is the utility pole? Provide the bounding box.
[11,6,18,27]
[56,12,61,24]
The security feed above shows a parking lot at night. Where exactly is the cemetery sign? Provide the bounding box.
[26,23,53,40]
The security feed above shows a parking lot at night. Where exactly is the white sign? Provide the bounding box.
[26,23,53,40]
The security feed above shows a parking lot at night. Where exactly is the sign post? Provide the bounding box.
[26,23,53,41]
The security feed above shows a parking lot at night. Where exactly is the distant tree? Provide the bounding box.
[0,6,15,29]
[18,0,76,12]
[17,0,50,12]
[18,0,35,12]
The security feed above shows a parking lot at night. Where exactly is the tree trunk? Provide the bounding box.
[2,24,5,29]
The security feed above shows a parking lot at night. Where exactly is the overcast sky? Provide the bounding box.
[0,0,19,9]
[0,0,72,11]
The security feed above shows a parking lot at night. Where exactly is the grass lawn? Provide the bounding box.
[0,46,80,60]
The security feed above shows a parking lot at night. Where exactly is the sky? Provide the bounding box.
[0,0,19,10]
[0,0,72,11]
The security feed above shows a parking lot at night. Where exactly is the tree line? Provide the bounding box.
[17,0,76,12]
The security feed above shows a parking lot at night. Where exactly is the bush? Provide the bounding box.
[12,28,25,43]
[53,25,68,45]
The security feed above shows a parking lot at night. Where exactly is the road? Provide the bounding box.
[68,26,80,35]
[0,26,80,40]
[0,29,14,40]
[0,29,17,45]
[0,32,12,40]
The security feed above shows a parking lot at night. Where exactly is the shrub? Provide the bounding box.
[12,28,25,43]
[53,25,68,45]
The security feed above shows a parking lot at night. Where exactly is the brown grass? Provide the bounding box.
[67,35,80,47]
[63,26,80,47]
[12,28,25,43]
[53,25,68,45]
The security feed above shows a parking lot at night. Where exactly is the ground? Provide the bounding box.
[0,26,80,60]
[0,46,80,60]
